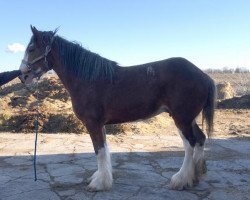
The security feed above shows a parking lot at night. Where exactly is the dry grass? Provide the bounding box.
[209,73,250,96]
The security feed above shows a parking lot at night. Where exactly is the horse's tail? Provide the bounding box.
[202,77,217,138]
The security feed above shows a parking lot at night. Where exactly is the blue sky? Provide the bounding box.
[0,0,250,72]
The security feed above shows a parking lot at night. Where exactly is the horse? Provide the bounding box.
[19,26,216,192]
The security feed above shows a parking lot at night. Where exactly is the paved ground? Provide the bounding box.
[0,133,249,200]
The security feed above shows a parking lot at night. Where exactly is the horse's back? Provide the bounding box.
[122,57,210,87]
[103,57,212,124]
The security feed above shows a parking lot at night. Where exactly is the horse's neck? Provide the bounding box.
[51,59,76,95]
[49,50,74,91]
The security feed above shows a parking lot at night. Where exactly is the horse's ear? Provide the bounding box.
[30,25,39,38]
[53,27,60,36]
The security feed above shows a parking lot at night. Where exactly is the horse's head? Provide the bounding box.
[19,26,57,84]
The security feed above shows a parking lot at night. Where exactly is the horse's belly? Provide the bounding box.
[105,105,168,124]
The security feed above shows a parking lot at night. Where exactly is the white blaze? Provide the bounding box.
[19,52,30,73]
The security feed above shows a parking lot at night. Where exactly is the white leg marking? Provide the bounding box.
[193,143,204,164]
[87,143,113,191]
[193,143,207,181]
[170,131,195,190]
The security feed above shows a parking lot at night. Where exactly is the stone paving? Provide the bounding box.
[0,133,249,200]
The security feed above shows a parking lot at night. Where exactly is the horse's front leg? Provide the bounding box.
[86,121,113,191]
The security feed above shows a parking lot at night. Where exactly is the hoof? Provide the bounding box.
[194,159,207,184]
[170,172,194,190]
[86,185,98,192]
[86,184,102,192]
[86,170,112,192]
[87,180,112,192]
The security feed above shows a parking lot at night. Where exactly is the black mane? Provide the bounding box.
[55,36,117,82]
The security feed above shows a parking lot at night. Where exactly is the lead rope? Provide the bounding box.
[34,78,40,181]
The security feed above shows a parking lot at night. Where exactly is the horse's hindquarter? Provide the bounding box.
[156,58,211,122]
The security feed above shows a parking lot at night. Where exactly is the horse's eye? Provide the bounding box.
[28,44,35,52]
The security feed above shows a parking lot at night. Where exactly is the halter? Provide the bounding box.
[21,36,55,77]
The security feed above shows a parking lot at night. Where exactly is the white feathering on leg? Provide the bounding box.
[87,143,113,191]
[193,143,204,164]
[170,131,195,190]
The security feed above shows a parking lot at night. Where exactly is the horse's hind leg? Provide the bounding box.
[85,121,112,191]
[170,124,196,190]
[192,122,207,183]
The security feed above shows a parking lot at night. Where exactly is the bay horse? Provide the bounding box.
[19,26,216,191]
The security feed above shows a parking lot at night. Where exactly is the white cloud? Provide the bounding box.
[6,43,25,53]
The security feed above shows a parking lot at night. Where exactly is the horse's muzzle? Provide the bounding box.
[19,74,31,84]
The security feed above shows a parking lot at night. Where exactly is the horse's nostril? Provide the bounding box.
[24,75,28,80]
[19,76,24,83]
